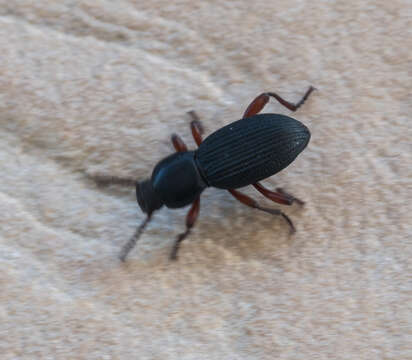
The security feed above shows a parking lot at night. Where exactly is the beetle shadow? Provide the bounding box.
[85,174,305,264]
[193,189,302,262]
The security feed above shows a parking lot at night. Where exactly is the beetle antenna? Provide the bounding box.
[119,213,153,261]
[91,175,136,187]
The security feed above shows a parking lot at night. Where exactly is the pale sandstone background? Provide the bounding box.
[0,1,411,359]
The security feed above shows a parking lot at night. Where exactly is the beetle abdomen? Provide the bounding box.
[196,114,310,189]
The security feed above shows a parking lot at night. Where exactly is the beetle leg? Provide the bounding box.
[228,189,296,234]
[242,93,270,118]
[275,187,305,206]
[243,86,316,118]
[171,133,188,152]
[170,197,200,261]
[253,182,305,206]
[188,111,204,147]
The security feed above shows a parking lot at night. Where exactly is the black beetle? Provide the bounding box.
[92,86,315,261]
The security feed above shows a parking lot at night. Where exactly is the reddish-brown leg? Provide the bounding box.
[170,197,201,260]
[242,87,314,205]
[228,189,295,234]
[171,134,188,152]
[188,111,204,147]
[253,183,304,206]
[276,188,305,206]
[242,86,316,118]
[186,109,302,218]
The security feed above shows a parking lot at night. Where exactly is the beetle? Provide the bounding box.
[91,86,315,261]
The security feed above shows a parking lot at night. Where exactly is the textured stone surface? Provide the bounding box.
[0,1,410,359]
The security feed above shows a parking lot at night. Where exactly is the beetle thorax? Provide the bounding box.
[150,151,206,209]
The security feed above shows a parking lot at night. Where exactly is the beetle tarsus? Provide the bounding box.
[170,197,200,261]
[281,213,296,235]
[276,188,305,206]
[253,182,294,206]
[228,189,296,234]
[170,229,190,261]
[243,86,316,118]
[266,85,316,112]
[257,206,296,235]
[119,214,152,261]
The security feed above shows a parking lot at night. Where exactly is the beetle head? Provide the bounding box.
[136,179,163,214]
